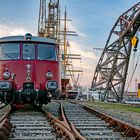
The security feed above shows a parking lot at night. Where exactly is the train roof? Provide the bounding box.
[0,35,57,44]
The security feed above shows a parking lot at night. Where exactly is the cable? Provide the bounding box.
[126,50,140,92]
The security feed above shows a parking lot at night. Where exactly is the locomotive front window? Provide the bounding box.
[38,44,57,61]
[22,43,35,60]
[0,43,20,60]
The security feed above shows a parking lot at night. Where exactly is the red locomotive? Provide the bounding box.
[0,33,60,107]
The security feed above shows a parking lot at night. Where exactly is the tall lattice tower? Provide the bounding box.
[38,0,60,39]
[91,2,140,102]
[38,0,46,37]
[46,0,60,39]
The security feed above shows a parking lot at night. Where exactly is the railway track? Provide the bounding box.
[62,101,140,140]
[0,104,11,121]
[63,102,124,139]
[0,103,75,140]
[0,101,140,140]
[9,105,57,140]
[0,102,7,109]
[43,101,60,118]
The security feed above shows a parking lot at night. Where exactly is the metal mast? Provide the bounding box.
[38,0,46,37]
[63,7,67,76]
[91,2,140,102]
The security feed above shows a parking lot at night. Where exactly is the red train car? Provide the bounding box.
[0,33,60,107]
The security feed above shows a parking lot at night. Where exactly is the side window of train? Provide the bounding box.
[22,43,35,60]
[38,44,57,61]
[0,43,20,60]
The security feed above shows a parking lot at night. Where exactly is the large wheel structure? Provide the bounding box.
[91,2,140,102]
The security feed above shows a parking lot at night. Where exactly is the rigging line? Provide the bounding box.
[68,64,75,86]
[126,50,140,92]
[129,51,136,91]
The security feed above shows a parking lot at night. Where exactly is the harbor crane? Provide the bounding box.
[91,2,140,102]
[38,0,60,38]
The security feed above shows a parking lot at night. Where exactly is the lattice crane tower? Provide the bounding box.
[91,2,140,102]
[38,0,46,37]
[38,0,60,39]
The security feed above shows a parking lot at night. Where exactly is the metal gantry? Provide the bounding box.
[38,0,60,38]
[46,0,60,38]
[91,2,140,102]
[38,0,46,37]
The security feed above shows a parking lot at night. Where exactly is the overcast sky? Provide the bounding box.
[0,0,140,90]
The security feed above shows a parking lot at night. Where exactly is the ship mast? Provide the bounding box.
[63,7,67,77]
[38,0,82,97]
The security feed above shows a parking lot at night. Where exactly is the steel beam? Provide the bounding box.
[91,2,140,102]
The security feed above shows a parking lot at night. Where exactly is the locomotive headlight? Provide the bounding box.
[46,80,58,91]
[0,81,12,91]
[3,71,11,80]
[46,71,53,79]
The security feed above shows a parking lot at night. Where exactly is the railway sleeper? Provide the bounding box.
[123,127,139,138]
[81,103,140,139]
[135,132,140,139]
[108,120,140,138]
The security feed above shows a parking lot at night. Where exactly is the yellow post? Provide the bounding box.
[138,83,140,98]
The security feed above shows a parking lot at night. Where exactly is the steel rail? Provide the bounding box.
[59,101,71,130]
[0,108,12,140]
[43,101,86,139]
[58,101,86,140]
[0,104,7,109]
[0,104,75,140]
[42,108,76,140]
[0,109,11,123]
[70,123,87,140]
[80,103,140,139]
[63,101,140,139]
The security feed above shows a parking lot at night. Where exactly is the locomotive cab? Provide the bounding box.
[0,33,60,107]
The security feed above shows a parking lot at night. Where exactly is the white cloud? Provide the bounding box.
[67,41,100,87]
[69,41,97,60]
[61,20,87,38]
[0,23,35,37]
